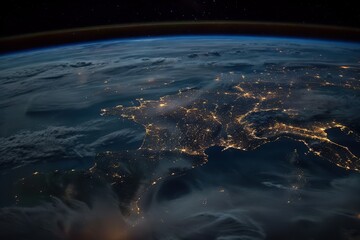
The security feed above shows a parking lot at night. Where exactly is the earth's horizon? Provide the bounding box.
[2,21,360,54]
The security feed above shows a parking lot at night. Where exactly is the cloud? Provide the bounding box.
[142,186,266,240]
[0,119,143,168]
[0,184,266,240]
[0,196,130,240]
[89,129,144,148]
[3,127,360,240]
[0,125,86,167]
[1,144,360,240]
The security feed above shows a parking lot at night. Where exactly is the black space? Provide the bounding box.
[1,1,360,37]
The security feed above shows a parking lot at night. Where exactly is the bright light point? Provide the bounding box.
[100,109,107,116]
[340,66,350,69]
[159,103,167,107]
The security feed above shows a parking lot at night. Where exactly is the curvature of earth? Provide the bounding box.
[0,36,360,240]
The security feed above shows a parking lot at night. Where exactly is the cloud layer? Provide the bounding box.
[1,139,360,240]
[0,119,143,168]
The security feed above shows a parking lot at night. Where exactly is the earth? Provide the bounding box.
[0,36,360,240]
